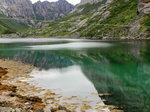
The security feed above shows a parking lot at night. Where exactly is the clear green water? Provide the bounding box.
[0,38,150,112]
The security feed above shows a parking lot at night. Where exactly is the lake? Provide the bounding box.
[0,38,150,112]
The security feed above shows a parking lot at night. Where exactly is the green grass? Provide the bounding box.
[137,14,150,38]
[142,14,150,37]
[101,0,137,25]
[0,14,28,34]
[78,0,107,14]
[0,24,8,34]
[80,0,138,37]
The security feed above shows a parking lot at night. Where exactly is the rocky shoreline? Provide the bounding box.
[0,59,123,112]
[0,59,74,112]
[0,34,150,40]
[0,60,45,112]
[26,35,150,40]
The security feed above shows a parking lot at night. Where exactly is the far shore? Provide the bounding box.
[0,34,150,41]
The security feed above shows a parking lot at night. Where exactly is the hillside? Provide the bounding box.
[0,0,74,35]
[23,0,150,38]
[0,0,35,26]
[0,14,27,34]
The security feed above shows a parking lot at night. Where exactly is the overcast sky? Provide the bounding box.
[31,0,80,5]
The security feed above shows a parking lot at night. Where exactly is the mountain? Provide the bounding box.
[0,0,74,26]
[0,0,35,25]
[24,0,150,38]
[33,0,74,20]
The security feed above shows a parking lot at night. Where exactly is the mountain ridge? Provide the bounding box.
[23,0,150,38]
[0,0,74,26]
[33,0,74,21]
[0,0,35,25]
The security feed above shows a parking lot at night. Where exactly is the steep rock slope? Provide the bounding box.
[0,0,74,26]
[24,0,150,38]
[33,0,74,20]
[0,0,74,34]
[0,0,35,25]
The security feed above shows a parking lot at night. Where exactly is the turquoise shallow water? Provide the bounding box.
[0,38,150,112]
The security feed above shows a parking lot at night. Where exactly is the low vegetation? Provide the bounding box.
[3,0,149,38]
[0,14,27,34]
[139,14,150,37]
[24,0,148,38]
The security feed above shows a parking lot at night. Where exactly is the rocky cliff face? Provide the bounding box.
[138,0,150,16]
[0,0,74,26]
[0,0,35,25]
[33,0,74,20]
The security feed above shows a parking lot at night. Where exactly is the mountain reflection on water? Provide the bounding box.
[27,65,105,110]
[0,39,150,112]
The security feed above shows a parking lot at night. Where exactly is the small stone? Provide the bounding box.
[15,108,21,112]
[0,107,15,112]
[56,110,66,112]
